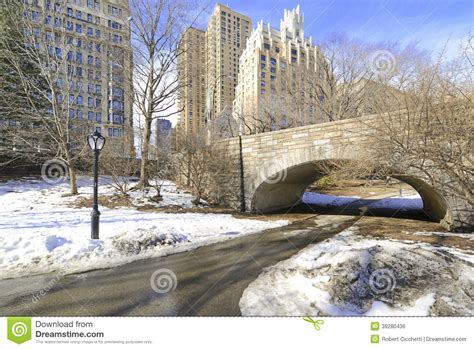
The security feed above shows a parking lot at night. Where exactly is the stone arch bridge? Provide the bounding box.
[214,115,472,232]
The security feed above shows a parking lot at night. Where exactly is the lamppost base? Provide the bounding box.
[91,209,101,239]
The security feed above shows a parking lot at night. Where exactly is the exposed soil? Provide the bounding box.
[355,216,474,252]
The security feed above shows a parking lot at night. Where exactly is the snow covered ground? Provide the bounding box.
[302,192,360,206]
[302,192,423,210]
[0,177,287,280]
[240,227,474,316]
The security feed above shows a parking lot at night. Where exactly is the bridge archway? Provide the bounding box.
[250,160,449,224]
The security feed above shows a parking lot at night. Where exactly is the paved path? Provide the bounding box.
[0,215,357,316]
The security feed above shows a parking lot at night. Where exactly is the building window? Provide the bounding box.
[260,54,266,62]
[96,112,102,122]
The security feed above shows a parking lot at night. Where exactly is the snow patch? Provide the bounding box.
[240,228,474,316]
[0,177,288,279]
[302,192,359,206]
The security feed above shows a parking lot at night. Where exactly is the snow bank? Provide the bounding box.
[0,177,288,279]
[240,228,474,316]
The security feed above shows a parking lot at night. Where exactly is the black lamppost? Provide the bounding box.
[87,130,106,239]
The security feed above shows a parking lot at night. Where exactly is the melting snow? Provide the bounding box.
[0,177,288,279]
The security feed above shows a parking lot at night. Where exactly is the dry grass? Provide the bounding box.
[71,195,132,209]
[310,179,413,197]
[355,216,474,251]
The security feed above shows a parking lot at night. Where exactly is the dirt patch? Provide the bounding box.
[355,216,474,251]
[71,195,133,209]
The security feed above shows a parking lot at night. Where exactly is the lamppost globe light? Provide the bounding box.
[87,130,106,151]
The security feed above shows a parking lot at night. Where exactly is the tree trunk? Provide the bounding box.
[69,166,78,195]
[138,117,152,188]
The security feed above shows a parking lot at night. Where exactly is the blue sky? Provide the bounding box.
[198,0,473,57]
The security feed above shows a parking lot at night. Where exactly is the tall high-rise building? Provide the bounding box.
[233,5,328,134]
[155,118,172,148]
[177,3,251,140]
[22,0,133,152]
[206,4,252,120]
[176,27,206,137]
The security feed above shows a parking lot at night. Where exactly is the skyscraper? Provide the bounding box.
[205,4,252,120]
[177,27,206,137]
[22,0,133,152]
[155,118,172,148]
[177,3,251,139]
[233,6,327,134]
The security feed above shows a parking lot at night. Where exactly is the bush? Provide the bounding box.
[312,175,337,190]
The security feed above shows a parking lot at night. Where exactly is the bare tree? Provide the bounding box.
[101,130,138,197]
[130,0,206,188]
[174,130,234,205]
[1,1,98,194]
[359,36,474,208]
[148,141,175,201]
